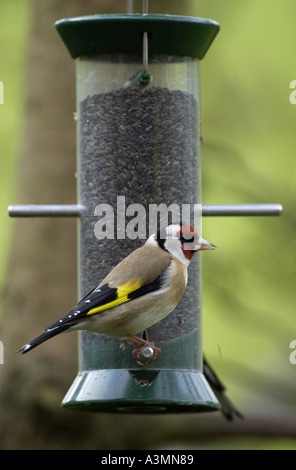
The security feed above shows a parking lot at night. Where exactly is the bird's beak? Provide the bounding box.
[195,237,216,251]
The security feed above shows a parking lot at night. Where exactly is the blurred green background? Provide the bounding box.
[0,0,29,286]
[0,0,295,450]
[200,0,296,431]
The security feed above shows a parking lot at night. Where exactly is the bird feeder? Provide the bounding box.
[8,13,282,414]
[53,14,220,413]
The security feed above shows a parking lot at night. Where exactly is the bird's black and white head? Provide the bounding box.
[148,224,215,266]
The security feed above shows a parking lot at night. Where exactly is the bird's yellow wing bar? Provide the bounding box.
[86,278,142,315]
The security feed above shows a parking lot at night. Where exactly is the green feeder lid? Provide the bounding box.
[55,14,220,59]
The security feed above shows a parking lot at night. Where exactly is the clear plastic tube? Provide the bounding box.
[76,52,202,371]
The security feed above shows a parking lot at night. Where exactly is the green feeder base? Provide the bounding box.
[62,369,221,413]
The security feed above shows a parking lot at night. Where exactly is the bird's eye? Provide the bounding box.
[180,234,195,244]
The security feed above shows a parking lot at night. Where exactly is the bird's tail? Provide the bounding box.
[18,324,70,354]
[203,356,243,421]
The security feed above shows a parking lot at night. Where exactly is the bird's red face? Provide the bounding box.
[152,223,215,266]
[179,225,216,260]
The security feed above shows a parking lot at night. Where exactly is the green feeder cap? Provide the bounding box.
[55,14,220,59]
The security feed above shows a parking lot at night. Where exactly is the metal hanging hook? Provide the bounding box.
[142,32,149,78]
[143,0,148,76]
[138,0,152,84]
[123,0,151,86]
[126,0,133,13]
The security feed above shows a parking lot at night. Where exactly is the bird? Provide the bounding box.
[203,356,244,421]
[18,223,215,363]
[18,223,242,420]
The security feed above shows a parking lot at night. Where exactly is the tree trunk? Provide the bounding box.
[0,0,192,450]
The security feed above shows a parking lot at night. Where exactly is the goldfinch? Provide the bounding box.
[18,224,215,361]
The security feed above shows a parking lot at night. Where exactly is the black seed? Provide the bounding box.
[79,86,201,341]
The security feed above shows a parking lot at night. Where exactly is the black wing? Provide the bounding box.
[45,284,117,331]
